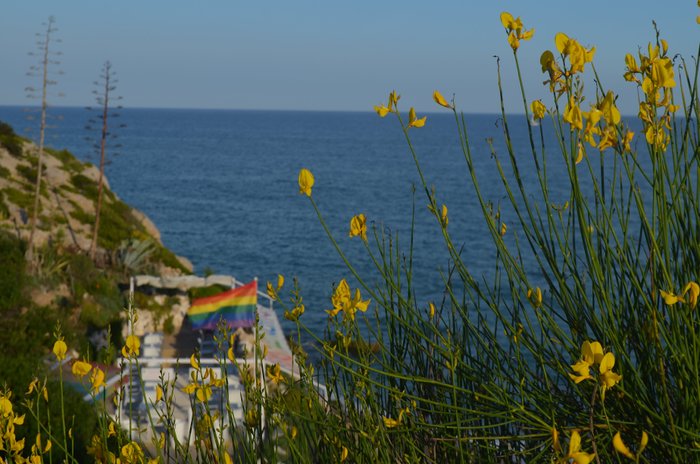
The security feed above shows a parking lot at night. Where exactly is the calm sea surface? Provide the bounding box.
[0,106,646,349]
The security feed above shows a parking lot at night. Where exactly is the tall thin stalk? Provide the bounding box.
[26,16,61,266]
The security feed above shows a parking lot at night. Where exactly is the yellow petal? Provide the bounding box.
[156,385,163,403]
[570,452,596,464]
[356,297,370,313]
[520,28,535,41]
[412,116,426,128]
[540,50,555,73]
[374,105,391,117]
[0,396,13,416]
[26,378,39,396]
[555,33,569,54]
[266,281,277,300]
[589,341,604,364]
[389,90,400,108]
[527,287,542,308]
[580,341,594,364]
[552,427,562,454]
[600,91,621,125]
[326,308,342,317]
[625,54,639,73]
[660,289,684,305]
[383,416,399,428]
[349,214,368,241]
[600,370,622,389]
[613,432,635,460]
[575,143,584,165]
[71,360,92,379]
[124,335,140,357]
[599,352,616,374]
[408,107,426,128]
[433,90,451,108]
[190,353,200,370]
[682,281,699,308]
[196,386,212,402]
[277,274,284,291]
[90,367,106,392]
[53,340,68,361]
[298,168,315,197]
[569,430,582,453]
[570,361,592,383]
[500,11,514,29]
[622,130,634,153]
[640,431,649,454]
[182,383,197,395]
[531,100,546,120]
[508,31,520,50]
[585,46,596,63]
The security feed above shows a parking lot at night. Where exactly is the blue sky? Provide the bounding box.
[1,1,697,114]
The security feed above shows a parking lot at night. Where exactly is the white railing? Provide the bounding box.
[107,356,327,399]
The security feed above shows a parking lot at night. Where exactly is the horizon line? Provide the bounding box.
[0,103,503,116]
[0,104,648,119]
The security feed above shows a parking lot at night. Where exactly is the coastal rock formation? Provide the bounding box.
[0,125,192,275]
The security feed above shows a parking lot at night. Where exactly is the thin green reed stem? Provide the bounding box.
[647,119,681,456]
[495,57,559,287]
[58,360,71,464]
[307,195,444,364]
[47,392,53,464]
[24,387,75,463]
[512,50,539,167]
[303,321,493,412]
[133,355,166,463]
[393,109,491,317]
[450,109,512,298]
[393,111,431,202]
[448,348,465,462]
[588,386,601,464]
[307,196,373,300]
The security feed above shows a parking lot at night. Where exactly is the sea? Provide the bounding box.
[0,106,645,350]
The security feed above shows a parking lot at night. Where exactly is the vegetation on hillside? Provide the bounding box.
[0,123,191,462]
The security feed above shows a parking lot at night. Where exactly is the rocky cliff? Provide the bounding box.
[0,120,192,275]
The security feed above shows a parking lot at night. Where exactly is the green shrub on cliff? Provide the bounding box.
[48,147,85,173]
[0,231,26,312]
[0,120,24,157]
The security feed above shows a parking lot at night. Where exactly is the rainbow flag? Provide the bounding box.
[188,280,257,330]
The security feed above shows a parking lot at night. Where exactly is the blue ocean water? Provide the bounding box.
[0,106,642,344]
